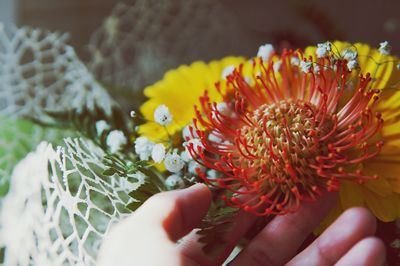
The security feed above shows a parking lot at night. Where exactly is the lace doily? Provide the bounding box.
[0,138,141,265]
[0,24,115,123]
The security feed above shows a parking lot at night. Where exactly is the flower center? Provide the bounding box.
[238,99,334,192]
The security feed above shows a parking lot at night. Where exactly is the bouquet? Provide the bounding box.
[0,2,400,265]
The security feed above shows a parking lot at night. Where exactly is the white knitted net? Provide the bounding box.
[0,138,141,265]
[0,24,115,124]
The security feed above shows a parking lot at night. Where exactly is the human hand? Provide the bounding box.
[97,184,385,266]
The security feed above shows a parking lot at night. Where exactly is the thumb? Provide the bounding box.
[136,183,212,241]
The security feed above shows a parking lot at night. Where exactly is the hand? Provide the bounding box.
[97,184,385,266]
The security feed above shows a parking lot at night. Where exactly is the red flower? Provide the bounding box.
[188,49,383,216]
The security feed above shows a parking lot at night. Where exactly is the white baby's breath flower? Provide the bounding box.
[180,150,192,162]
[207,169,219,179]
[95,120,110,136]
[134,136,154,160]
[291,57,300,66]
[342,49,358,60]
[257,44,274,62]
[379,41,391,55]
[216,102,229,116]
[151,143,166,163]
[313,64,320,74]
[184,138,204,152]
[182,124,198,140]
[130,110,136,118]
[188,160,205,174]
[106,130,127,153]
[165,174,185,188]
[164,152,185,173]
[300,61,312,73]
[208,131,222,143]
[347,60,359,71]
[222,65,235,79]
[273,60,282,72]
[316,42,331,58]
[154,104,172,126]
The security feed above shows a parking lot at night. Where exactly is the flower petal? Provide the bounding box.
[139,57,245,141]
[362,189,399,222]
[339,181,365,209]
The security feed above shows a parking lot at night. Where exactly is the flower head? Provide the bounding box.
[95,120,110,136]
[164,152,185,173]
[154,104,173,126]
[379,41,391,55]
[106,130,127,153]
[188,43,400,217]
[257,44,275,62]
[134,136,154,160]
[316,42,332,58]
[151,143,166,163]
[139,41,400,223]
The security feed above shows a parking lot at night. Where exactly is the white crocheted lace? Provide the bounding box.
[0,24,114,123]
[0,138,141,265]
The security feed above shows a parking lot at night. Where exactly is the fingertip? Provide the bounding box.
[336,237,386,266]
[163,183,212,241]
[341,207,377,235]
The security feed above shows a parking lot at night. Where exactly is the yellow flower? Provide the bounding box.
[139,57,246,142]
[139,41,400,223]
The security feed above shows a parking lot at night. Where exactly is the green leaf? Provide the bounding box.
[127,181,161,211]
[0,117,70,197]
[196,202,239,256]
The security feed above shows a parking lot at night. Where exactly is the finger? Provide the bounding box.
[229,192,338,266]
[287,207,377,266]
[179,207,258,266]
[136,183,212,241]
[335,237,386,266]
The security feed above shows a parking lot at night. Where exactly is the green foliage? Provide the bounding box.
[0,118,69,197]
[127,181,161,211]
[44,105,135,149]
[102,154,146,180]
[197,201,239,256]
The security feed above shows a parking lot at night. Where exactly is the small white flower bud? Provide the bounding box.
[151,143,166,163]
[164,152,185,173]
[154,104,172,126]
[257,44,275,62]
[106,130,127,153]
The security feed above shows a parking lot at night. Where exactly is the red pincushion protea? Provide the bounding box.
[187,49,385,216]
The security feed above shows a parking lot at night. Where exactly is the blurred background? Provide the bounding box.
[1,0,400,263]
[1,0,400,99]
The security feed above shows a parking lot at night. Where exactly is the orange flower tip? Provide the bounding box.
[231,197,240,204]
[260,195,267,202]
[244,205,251,212]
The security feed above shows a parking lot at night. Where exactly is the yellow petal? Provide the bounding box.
[364,161,400,194]
[339,181,365,209]
[139,57,246,142]
[362,189,399,222]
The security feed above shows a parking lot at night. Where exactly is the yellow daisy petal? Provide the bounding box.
[139,57,246,142]
[339,181,365,209]
[362,189,399,222]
